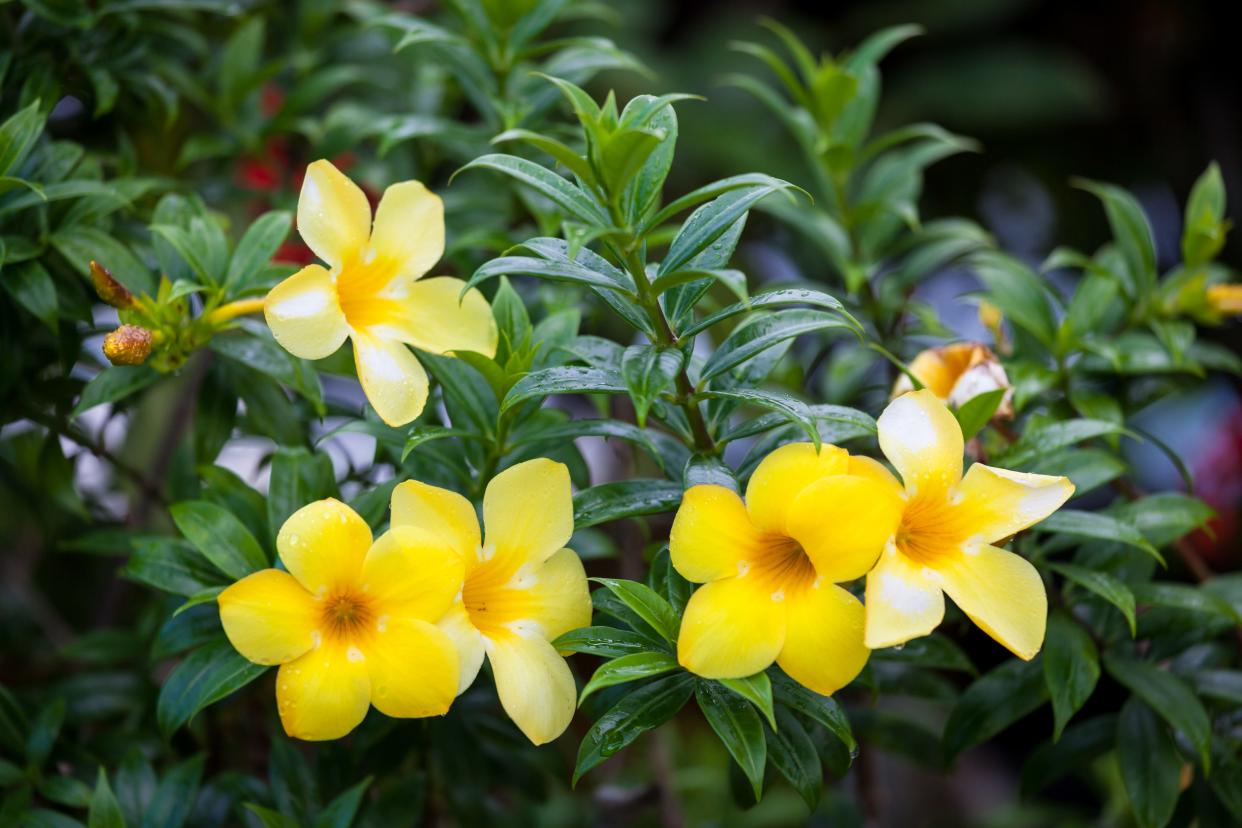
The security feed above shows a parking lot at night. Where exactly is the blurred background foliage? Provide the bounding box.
[3,0,1242,827]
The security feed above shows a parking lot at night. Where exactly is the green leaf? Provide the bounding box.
[1043,611,1099,741]
[510,418,662,468]
[73,366,159,417]
[1074,178,1157,297]
[579,652,681,703]
[968,251,1058,348]
[501,366,625,413]
[401,426,480,462]
[1118,697,1182,828]
[140,754,204,828]
[1103,653,1211,770]
[588,578,680,643]
[312,777,373,828]
[871,632,976,674]
[169,500,268,580]
[718,672,776,730]
[1131,582,1242,625]
[621,344,683,427]
[26,697,65,769]
[552,626,662,658]
[156,640,267,738]
[455,153,608,225]
[468,254,634,295]
[765,707,822,809]
[623,94,679,222]
[172,587,223,617]
[943,658,1048,762]
[770,669,855,753]
[1036,510,1162,563]
[1182,162,1227,266]
[266,448,337,546]
[210,333,323,413]
[1021,715,1117,796]
[574,673,695,784]
[1047,562,1136,636]
[0,101,45,176]
[696,680,766,800]
[493,128,596,185]
[149,224,220,286]
[573,480,683,529]
[953,388,1006,440]
[1028,448,1126,498]
[699,389,820,447]
[123,538,228,598]
[3,260,57,330]
[643,173,796,233]
[1119,493,1215,548]
[226,211,291,289]
[659,181,800,277]
[701,309,852,382]
[88,769,126,828]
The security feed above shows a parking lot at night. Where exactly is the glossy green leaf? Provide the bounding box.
[696,680,766,800]
[1043,611,1099,741]
[156,640,267,738]
[169,500,268,580]
[579,652,680,703]
[588,578,680,643]
[1103,653,1211,770]
[574,673,695,784]
[1047,562,1136,635]
[943,658,1048,761]
[573,480,683,529]
[1118,697,1182,828]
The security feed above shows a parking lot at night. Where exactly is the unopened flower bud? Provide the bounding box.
[1207,284,1242,316]
[103,325,154,366]
[90,260,133,308]
[892,342,1014,419]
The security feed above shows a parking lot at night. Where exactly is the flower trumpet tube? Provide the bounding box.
[218,499,464,740]
[263,160,498,426]
[668,443,904,695]
[390,459,591,745]
[864,390,1074,659]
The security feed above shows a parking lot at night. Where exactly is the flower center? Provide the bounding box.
[461,551,536,639]
[319,591,376,640]
[895,494,970,566]
[335,254,403,331]
[745,535,817,600]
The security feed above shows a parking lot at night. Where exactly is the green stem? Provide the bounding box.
[607,204,716,454]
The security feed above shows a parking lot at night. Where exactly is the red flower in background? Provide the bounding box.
[1188,399,1242,569]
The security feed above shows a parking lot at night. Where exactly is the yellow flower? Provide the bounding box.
[390,459,591,745]
[1208,284,1242,315]
[264,160,498,426]
[864,390,1073,659]
[218,498,464,741]
[892,342,1014,418]
[668,444,904,695]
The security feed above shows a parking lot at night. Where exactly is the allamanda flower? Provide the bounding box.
[390,459,591,745]
[218,498,464,740]
[892,341,1013,419]
[864,390,1074,659]
[669,443,903,695]
[1208,283,1242,315]
[264,160,498,426]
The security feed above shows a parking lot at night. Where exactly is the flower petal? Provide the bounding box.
[365,616,459,718]
[939,545,1047,660]
[379,277,498,358]
[953,464,1075,544]
[786,474,903,583]
[864,549,945,649]
[277,499,372,597]
[390,479,482,563]
[677,576,785,679]
[263,264,349,360]
[353,332,429,427]
[277,639,370,741]
[360,526,464,622]
[437,602,487,694]
[846,454,904,496]
[219,569,317,665]
[745,442,849,534]
[877,389,963,496]
[368,180,444,282]
[298,159,372,269]
[523,547,592,641]
[670,485,766,583]
[482,459,573,568]
[777,583,868,696]
[487,633,577,745]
